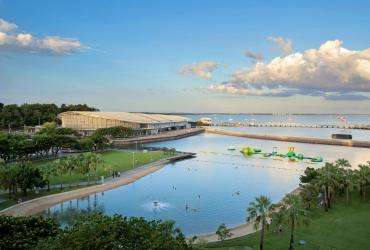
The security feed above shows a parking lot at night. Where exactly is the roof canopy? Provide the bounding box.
[59,111,191,124]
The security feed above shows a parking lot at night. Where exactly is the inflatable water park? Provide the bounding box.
[228,146,323,163]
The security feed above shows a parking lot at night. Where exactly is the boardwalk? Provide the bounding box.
[213,122,370,130]
[206,128,370,148]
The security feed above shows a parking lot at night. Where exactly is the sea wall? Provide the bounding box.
[206,128,370,148]
[112,128,205,147]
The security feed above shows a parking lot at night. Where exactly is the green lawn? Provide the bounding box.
[32,150,168,185]
[0,151,168,211]
[196,188,370,250]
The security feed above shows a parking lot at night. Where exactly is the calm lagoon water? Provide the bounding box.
[44,131,370,236]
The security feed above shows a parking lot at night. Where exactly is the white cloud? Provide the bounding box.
[178,61,219,80]
[0,19,17,32]
[0,18,86,55]
[16,33,33,46]
[40,36,85,55]
[269,37,293,54]
[208,40,370,100]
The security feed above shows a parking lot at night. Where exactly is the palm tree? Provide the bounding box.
[246,195,274,250]
[40,161,57,191]
[314,163,339,210]
[338,168,357,205]
[356,164,370,200]
[335,158,351,168]
[279,194,309,250]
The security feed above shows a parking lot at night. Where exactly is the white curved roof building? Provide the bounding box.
[59,111,191,135]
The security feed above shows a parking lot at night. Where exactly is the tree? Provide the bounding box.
[299,167,319,184]
[0,215,59,250]
[40,161,58,191]
[0,103,98,129]
[15,163,45,195]
[278,194,309,250]
[36,213,189,250]
[314,163,339,211]
[335,158,351,169]
[215,223,232,244]
[356,163,370,200]
[246,195,274,250]
[299,183,319,209]
[90,133,110,150]
[55,159,67,189]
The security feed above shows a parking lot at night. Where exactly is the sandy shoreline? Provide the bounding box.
[0,155,190,216]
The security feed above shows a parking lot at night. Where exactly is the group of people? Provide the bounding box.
[112,171,121,178]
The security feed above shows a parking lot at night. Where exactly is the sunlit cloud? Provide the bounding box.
[0,18,87,55]
[178,61,219,80]
[0,18,17,32]
[208,40,370,100]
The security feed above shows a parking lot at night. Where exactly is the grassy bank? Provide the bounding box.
[197,188,370,250]
[0,151,168,211]
[32,150,168,184]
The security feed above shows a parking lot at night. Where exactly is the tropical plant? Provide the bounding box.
[278,193,309,250]
[356,163,370,200]
[246,195,274,250]
[215,223,233,244]
[0,215,59,250]
[338,168,357,205]
[36,214,189,250]
[40,161,57,191]
[314,163,339,210]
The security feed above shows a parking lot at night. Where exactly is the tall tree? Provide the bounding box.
[246,195,274,250]
[279,194,309,250]
[314,163,339,211]
[356,163,370,200]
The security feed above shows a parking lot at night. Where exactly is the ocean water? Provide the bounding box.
[44,129,370,236]
[184,114,370,141]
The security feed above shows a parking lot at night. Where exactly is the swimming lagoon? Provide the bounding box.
[44,132,370,236]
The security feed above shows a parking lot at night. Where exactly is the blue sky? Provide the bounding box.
[1,0,370,113]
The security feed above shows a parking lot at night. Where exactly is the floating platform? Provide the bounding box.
[332,134,352,140]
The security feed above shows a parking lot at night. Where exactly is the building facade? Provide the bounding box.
[58,111,191,136]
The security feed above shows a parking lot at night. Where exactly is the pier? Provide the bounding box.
[211,122,370,130]
[206,128,370,148]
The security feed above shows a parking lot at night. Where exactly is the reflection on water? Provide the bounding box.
[43,194,105,226]
[44,133,370,236]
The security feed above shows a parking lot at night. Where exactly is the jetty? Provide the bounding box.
[206,128,370,148]
[212,122,370,130]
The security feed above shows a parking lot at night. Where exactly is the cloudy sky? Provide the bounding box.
[1,0,370,113]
